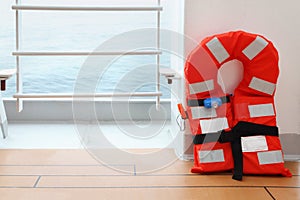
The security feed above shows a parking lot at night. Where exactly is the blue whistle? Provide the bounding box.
[204,97,222,108]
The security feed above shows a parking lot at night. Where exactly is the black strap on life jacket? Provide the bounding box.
[193,121,279,181]
[187,95,231,107]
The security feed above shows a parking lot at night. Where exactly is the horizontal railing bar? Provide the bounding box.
[13,92,162,98]
[12,5,163,11]
[12,50,162,56]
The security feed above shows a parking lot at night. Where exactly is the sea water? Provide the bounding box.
[0,1,171,98]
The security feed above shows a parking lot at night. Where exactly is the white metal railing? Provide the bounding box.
[12,50,162,56]
[12,5,163,11]
[12,1,162,112]
[13,92,163,99]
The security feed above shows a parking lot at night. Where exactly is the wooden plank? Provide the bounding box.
[285,161,300,175]
[267,188,300,200]
[155,160,299,176]
[0,165,134,176]
[0,150,99,165]
[37,175,300,188]
[0,176,38,187]
[0,187,272,200]
[0,150,298,175]
[150,160,299,176]
[145,160,194,175]
[124,149,194,175]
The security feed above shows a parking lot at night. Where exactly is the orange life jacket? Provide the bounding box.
[184,30,291,180]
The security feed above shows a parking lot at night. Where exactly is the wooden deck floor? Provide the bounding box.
[0,149,298,200]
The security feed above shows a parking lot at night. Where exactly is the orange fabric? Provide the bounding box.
[185,31,291,177]
[191,142,234,173]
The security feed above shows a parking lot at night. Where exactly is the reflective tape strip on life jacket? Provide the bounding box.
[241,136,268,152]
[206,37,230,63]
[249,77,276,95]
[200,117,229,133]
[248,103,275,118]
[189,80,214,94]
[242,36,269,60]
[257,150,284,165]
[191,107,217,119]
[198,149,225,163]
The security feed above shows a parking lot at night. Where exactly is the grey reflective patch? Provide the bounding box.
[199,149,225,163]
[241,136,268,152]
[189,80,214,95]
[242,36,268,60]
[248,103,275,118]
[191,107,217,119]
[206,37,230,63]
[200,117,229,133]
[257,150,284,165]
[249,77,276,95]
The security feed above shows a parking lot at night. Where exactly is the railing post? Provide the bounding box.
[156,0,161,111]
[15,0,23,112]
